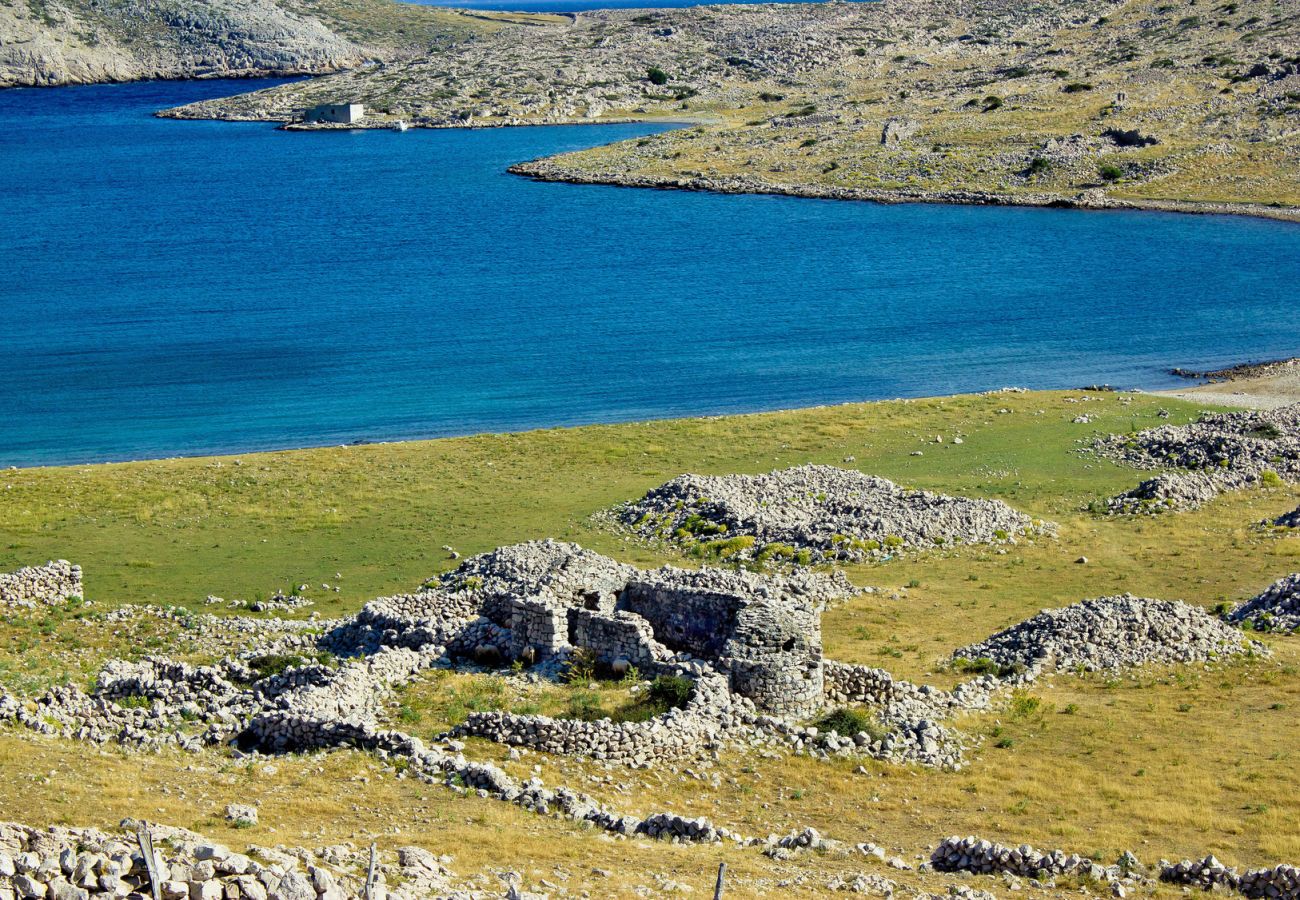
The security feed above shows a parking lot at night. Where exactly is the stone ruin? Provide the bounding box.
[4,555,1299,882]
[0,546,995,776]
[1093,403,1300,513]
[616,464,1048,565]
[331,540,841,719]
[0,560,82,608]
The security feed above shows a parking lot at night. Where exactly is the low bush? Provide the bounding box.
[816,707,872,736]
[952,656,1021,677]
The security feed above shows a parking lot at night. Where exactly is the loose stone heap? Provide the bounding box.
[0,819,460,900]
[954,595,1261,673]
[1273,506,1300,528]
[1094,404,1300,513]
[616,465,1046,564]
[0,560,82,608]
[932,836,1148,886]
[1162,856,1300,900]
[1228,573,1300,633]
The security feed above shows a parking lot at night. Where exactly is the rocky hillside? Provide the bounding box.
[0,0,558,88]
[163,0,1300,216]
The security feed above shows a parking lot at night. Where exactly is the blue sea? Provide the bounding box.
[1,79,1298,467]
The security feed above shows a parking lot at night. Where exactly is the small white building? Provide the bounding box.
[304,103,365,125]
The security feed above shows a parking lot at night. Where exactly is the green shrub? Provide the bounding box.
[952,656,1021,677]
[755,542,798,564]
[815,707,872,736]
[981,95,1003,111]
[646,675,694,710]
[248,653,307,679]
[693,535,755,559]
[1062,82,1094,93]
[1027,157,1050,174]
[562,647,597,684]
[1260,470,1283,487]
[647,67,668,86]
[1249,423,1284,440]
[1098,162,1123,181]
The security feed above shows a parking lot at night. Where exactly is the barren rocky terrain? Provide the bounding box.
[0,0,559,87]
[161,0,1300,217]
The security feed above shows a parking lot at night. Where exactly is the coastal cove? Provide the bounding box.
[2,78,1299,468]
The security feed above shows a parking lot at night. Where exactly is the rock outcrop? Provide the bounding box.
[0,0,367,88]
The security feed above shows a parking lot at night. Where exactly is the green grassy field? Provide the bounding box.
[2,389,1299,896]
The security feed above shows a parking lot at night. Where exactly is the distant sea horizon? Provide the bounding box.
[2,79,1299,468]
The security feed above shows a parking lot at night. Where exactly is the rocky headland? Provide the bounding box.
[155,0,1300,219]
[0,0,558,88]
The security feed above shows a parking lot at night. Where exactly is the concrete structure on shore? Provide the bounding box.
[304,102,364,124]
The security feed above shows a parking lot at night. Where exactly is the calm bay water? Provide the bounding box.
[1,79,1298,467]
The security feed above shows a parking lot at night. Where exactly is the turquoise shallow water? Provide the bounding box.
[1,79,1298,467]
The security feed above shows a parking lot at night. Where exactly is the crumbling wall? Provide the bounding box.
[568,608,669,668]
[0,560,82,608]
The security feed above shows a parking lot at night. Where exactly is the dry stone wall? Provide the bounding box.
[0,819,459,900]
[0,561,82,608]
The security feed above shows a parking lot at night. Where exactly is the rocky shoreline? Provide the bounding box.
[1171,358,1300,382]
[507,161,1300,225]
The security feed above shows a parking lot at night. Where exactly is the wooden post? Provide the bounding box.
[136,822,162,900]
[364,842,379,900]
[713,861,726,900]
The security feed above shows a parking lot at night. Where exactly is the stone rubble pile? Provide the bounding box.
[0,819,462,900]
[1104,472,1229,515]
[1161,855,1300,900]
[954,595,1262,672]
[0,560,82,608]
[617,464,1048,564]
[931,836,1148,886]
[826,872,897,895]
[1273,506,1300,528]
[1228,573,1300,633]
[1094,404,1300,512]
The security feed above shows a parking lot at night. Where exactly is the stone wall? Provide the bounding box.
[0,560,82,608]
[0,819,455,900]
[567,608,669,669]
